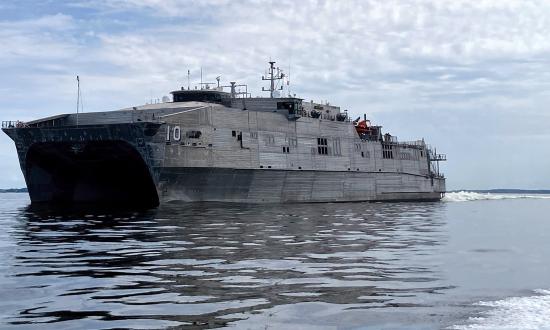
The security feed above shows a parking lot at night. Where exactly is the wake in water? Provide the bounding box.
[443,191,550,202]
[451,289,550,329]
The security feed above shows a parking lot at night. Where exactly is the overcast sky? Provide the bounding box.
[1,0,549,190]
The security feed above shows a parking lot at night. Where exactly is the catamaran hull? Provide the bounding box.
[158,167,445,203]
[3,124,445,207]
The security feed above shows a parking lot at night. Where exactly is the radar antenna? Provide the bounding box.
[262,61,284,98]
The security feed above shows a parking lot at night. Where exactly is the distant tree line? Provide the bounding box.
[0,188,28,193]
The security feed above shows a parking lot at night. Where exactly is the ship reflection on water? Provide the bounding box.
[4,200,453,329]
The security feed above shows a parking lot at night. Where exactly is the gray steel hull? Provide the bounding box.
[158,167,444,203]
[3,119,445,207]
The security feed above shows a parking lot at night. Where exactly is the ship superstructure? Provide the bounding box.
[2,62,446,207]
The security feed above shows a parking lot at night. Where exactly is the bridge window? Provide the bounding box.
[277,101,296,114]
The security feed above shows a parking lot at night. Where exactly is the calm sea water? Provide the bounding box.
[1,192,550,329]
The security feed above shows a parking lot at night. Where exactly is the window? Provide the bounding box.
[186,130,202,139]
[265,134,275,145]
[382,144,394,159]
[277,101,296,114]
[173,91,224,103]
[333,138,341,156]
[317,137,328,155]
[232,130,236,137]
[287,137,298,147]
[250,132,258,139]
[282,146,290,153]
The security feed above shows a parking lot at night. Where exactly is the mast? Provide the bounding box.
[76,75,80,127]
[262,61,284,98]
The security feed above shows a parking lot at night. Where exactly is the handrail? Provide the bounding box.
[2,121,27,128]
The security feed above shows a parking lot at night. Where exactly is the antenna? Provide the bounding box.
[187,69,190,90]
[288,53,292,96]
[76,75,80,127]
[230,82,236,98]
[262,61,284,98]
[200,67,203,89]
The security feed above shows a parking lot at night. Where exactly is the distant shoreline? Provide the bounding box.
[0,188,28,193]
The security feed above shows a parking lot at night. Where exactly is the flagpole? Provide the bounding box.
[76,75,80,127]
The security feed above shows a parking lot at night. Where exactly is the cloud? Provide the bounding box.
[81,0,550,101]
[2,1,550,189]
[0,13,78,61]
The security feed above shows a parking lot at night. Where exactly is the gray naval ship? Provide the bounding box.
[2,62,446,207]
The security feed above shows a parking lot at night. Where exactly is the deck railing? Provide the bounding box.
[2,121,27,129]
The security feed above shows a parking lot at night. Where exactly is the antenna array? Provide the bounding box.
[262,61,284,98]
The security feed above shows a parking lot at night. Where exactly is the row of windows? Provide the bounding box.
[228,131,409,160]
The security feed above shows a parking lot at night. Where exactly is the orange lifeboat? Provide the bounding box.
[355,120,371,135]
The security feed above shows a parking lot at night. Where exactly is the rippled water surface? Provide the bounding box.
[1,193,550,329]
